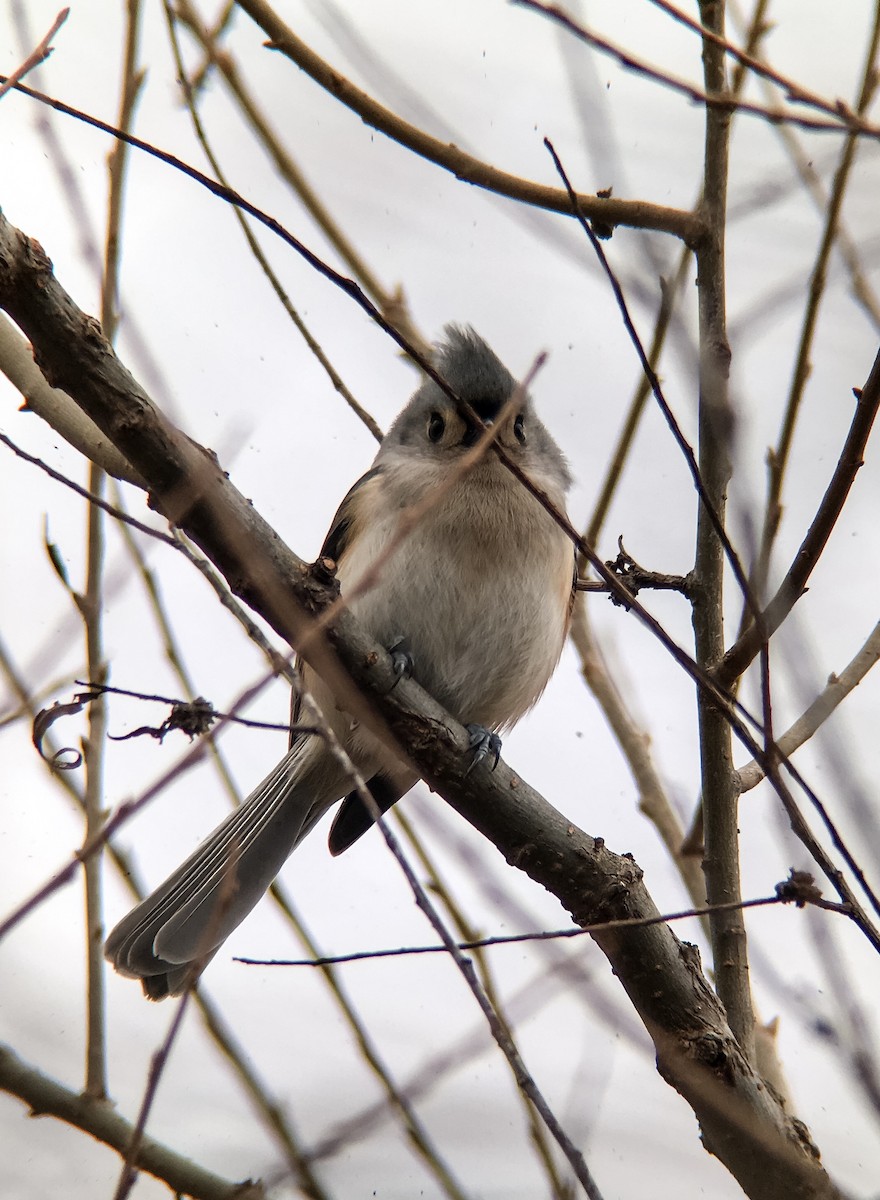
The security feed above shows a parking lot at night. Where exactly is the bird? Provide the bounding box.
[105,325,575,998]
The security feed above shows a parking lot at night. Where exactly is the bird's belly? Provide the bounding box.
[343,532,567,730]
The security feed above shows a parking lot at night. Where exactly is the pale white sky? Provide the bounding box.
[1,2,879,1198]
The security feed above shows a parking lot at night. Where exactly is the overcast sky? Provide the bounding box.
[2,3,880,1198]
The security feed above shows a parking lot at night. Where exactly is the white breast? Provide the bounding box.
[337,455,572,731]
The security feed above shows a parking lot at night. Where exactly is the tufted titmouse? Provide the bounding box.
[105,326,575,998]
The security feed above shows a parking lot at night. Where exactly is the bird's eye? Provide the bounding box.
[513,412,526,443]
[427,411,445,443]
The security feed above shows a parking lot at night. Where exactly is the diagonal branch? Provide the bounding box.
[719,362,880,687]
[0,1041,263,1200]
[737,621,880,793]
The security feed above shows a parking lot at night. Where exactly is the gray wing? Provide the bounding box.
[289,465,385,740]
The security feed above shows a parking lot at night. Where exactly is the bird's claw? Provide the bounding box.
[386,636,414,692]
[465,724,502,774]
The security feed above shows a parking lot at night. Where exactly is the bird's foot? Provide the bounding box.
[386,636,414,692]
[465,724,502,774]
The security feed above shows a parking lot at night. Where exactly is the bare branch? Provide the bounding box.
[738,622,880,793]
[0,7,68,102]
[517,0,880,141]
[689,0,758,1062]
[0,1041,264,1200]
[720,360,880,686]
[232,0,702,243]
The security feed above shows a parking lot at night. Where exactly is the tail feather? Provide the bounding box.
[328,773,406,856]
[105,740,343,997]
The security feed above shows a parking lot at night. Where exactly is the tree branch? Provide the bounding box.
[691,0,756,1061]
[0,1041,263,1200]
[719,356,880,686]
[233,0,703,243]
[737,621,880,793]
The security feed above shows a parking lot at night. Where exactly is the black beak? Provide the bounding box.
[461,418,493,448]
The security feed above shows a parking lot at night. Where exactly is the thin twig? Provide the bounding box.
[516,0,880,141]
[360,773,607,1200]
[163,1,385,441]
[732,2,880,678]
[738,622,880,792]
[231,0,701,242]
[0,1041,263,1200]
[262,878,471,1199]
[80,465,108,1101]
[80,0,146,1103]
[728,0,880,331]
[569,598,708,916]
[584,250,693,551]
[0,432,171,542]
[544,139,755,617]
[392,808,571,1198]
[0,7,68,102]
[719,358,880,686]
[239,893,792,966]
[112,853,241,1200]
[175,0,428,372]
[649,0,880,135]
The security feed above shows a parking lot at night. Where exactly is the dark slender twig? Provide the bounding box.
[72,679,302,734]
[237,892,825,968]
[365,782,607,1200]
[0,665,282,946]
[516,0,880,141]
[0,431,173,543]
[544,138,757,620]
[719,361,880,686]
